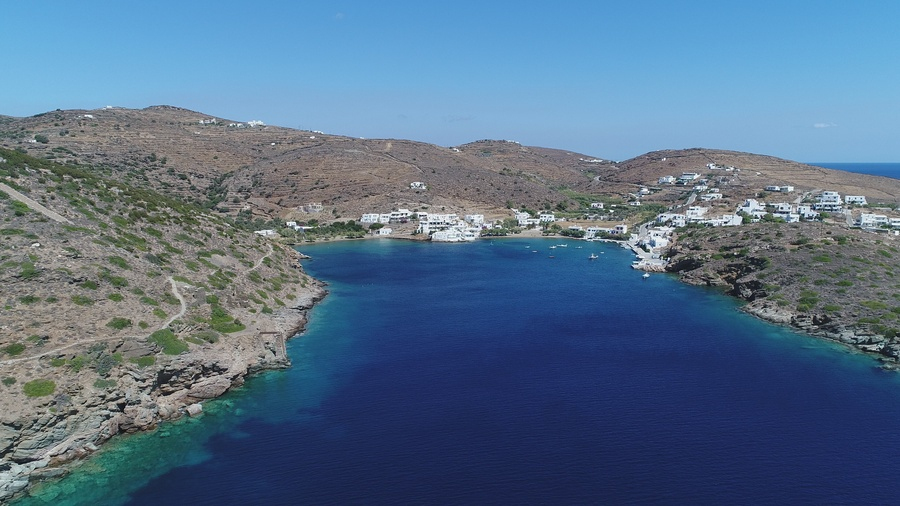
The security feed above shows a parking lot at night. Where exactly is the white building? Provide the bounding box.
[859,213,888,228]
[658,175,676,184]
[377,227,393,236]
[465,214,485,226]
[846,195,868,206]
[360,213,380,223]
[678,172,701,184]
[410,182,427,190]
[254,229,276,237]
[700,192,722,201]
[686,206,709,221]
[389,209,412,222]
[417,213,459,234]
[539,213,556,223]
[590,202,605,209]
[515,212,532,226]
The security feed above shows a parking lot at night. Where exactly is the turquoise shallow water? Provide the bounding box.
[14,238,900,505]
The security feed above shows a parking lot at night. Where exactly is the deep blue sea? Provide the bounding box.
[15,237,900,505]
[811,162,900,179]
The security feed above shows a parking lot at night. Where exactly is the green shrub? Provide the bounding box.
[862,300,889,311]
[71,295,94,306]
[80,280,98,290]
[23,379,55,397]
[108,256,130,269]
[50,357,66,367]
[152,308,167,319]
[19,261,39,279]
[18,295,40,304]
[2,377,16,387]
[107,293,124,302]
[209,305,246,333]
[3,343,25,356]
[93,378,117,389]
[106,317,132,330]
[193,330,220,343]
[129,356,156,367]
[138,321,149,329]
[140,296,158,306]
[148,329,188,355]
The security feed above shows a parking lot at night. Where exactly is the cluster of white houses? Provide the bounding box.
[359,208,484,241]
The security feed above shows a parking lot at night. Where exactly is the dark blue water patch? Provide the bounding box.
[16,238,900,505]
[811,162,900,180]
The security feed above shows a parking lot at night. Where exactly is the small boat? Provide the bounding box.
[642,272,650,279]
[550,245,557,249]
[557,244,567,248]
[589,253,598,260]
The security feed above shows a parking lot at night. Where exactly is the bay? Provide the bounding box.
[15,237,900,505]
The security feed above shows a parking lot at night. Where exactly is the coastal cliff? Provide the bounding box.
[664,221,900,365]
[0,149,326,501]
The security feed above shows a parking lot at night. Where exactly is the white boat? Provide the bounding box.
[550,245,557,249]
[642,272,650,279]
[557,244,567,248]
[589,253,598,260]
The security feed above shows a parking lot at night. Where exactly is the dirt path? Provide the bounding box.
[0,182,73,224]
[247,243,274,273]
[162,276,188,329]
[0,277,191,367]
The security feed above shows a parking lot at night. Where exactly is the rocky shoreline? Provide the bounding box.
[663,221,900,371]
[0,286,327,503]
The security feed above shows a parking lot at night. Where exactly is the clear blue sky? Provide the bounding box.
[3,1,899,162]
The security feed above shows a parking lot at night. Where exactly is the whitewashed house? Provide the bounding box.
[410,182,427,190]
[465,214,485,226]
[798,205,819,220]
[846,195,868,206]
[539,213,556,223]
[377,227,393,236]
[515,212,532,226]
[678,172,701,184]
[360,213,380,223]
[814,191,844,212]
[859,213,888,228]
[686,206,709,222]
[658,175,676,184]
[590,202,605,209]
[389,209,412,222]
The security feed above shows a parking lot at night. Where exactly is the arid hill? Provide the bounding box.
[8,106,898,225]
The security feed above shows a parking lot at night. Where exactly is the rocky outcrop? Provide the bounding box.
[0,285,326,503]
